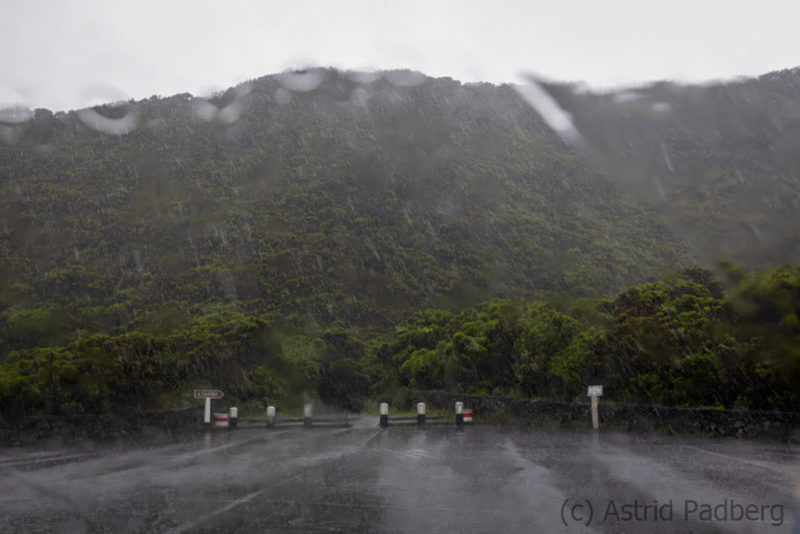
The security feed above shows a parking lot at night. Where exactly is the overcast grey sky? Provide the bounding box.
[1,0,798,112]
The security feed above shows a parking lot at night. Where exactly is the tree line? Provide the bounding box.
[1,264,797,420]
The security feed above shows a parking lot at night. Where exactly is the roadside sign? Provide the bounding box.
[587,385,603,430]
[194,389,224,399]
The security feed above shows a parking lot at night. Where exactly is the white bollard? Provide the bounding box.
[455,401,464,429]
[229,406,238,429]
[304,403,313,429]
[417,402,426,426]
[266,406,276,428]
[379,403,389,427]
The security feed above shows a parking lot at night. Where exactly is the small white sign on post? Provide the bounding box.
[587,385,603,430]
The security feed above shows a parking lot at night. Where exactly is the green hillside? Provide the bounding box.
[0,69,688,344]
[0,68,797,417]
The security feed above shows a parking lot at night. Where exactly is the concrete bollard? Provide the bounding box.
[379,402,389,427]
[228,406,238,429]
[213,412,229,428]
[417,402,426,426]
[266,406,276,428]
[455,402,464,430]
[304,403,312,429]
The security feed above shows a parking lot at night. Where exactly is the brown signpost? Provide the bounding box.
[194,389,224,399]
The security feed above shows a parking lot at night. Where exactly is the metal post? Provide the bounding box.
[204,397,211,426]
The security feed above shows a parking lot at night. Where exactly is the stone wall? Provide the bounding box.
[0,407,204,446]
[419,391,800,441]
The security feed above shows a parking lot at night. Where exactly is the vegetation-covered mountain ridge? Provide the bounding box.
[1,68,690,338]
[532,66,800,266]
[1,67,798,417]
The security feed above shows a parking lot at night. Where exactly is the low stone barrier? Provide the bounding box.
[0,407,204,446]
[418,391,800,440]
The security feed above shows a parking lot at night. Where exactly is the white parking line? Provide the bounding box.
[0,451,97,467]
[164,472,303,534]
[682,445,796,475]
[164,428,381,533]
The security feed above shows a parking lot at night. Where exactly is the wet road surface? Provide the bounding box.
[1,421,798,533]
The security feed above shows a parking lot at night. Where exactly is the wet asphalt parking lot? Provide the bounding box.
[1,420,799,533]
